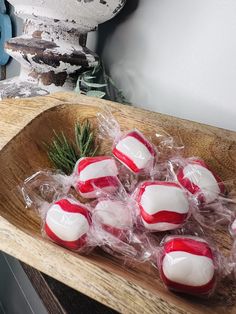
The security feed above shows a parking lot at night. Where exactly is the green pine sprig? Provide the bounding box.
[45,120,98,175]
[75,119,98,158]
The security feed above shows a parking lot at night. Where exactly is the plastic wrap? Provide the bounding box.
[43,197,93,252]
[22,155,122,202]
[21,169,150,260]
[168,157,225,204]
[19,108,236,301]
[21,170,71,215]
[132,180,192,232]
[131,179,219,233]
[167,157,235,228]
[90,181,151,261]
[157,235,220,297]
[21,172,95,252]
[97,107,184,177]
[93,198,133,238]
[71,156,120,198]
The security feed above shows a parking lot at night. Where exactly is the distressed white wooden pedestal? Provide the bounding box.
[0,0,125,99]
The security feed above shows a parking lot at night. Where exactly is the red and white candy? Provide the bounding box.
[45,198,91,250]
[136,181,190,231]
[177,159,225,204]
[94,199,132,237]
[160,236,216,296]
[73,156,119,198]
[112,130,155,173]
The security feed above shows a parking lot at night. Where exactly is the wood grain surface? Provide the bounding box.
[0,92,235,314]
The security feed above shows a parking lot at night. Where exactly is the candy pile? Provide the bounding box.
[21,109,236,299]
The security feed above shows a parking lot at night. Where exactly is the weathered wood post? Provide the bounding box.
[0,0,125,99]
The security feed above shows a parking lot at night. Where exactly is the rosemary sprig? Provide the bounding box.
[45,120,98,175]
[75,119,98,157]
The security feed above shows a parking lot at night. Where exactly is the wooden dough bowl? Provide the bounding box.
[0,93,236,313]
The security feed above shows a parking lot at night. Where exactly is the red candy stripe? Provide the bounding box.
[55,199,91,223]
[177,168,203,199]
[140,206,188,225]
[163,238,214,259]
[102,224,127,240]
[45,223,87,250]
[77,176,119,193]
[113,147,140,173]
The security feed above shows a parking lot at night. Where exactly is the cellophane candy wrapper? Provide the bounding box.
[156,235,225,297]
[227,205,236,279]
[168,157,225,204]
[21,171,96,253]
[132,180,194,232]
[22,156,122,201]
[130,178,221,233]
[90,177,152,262]
[43,197,93,252]
[227,187,236,237]
[21,170,71,215]
[71,156,120,199]
[227,241,236,280]
[97,107,184,179]
[167,157,235,228]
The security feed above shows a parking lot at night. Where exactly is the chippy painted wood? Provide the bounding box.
[0,92,236,314]
[0,0,125,98]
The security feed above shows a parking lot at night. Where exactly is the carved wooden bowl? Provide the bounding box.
[0,93,236,313]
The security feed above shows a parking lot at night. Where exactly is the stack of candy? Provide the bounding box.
[21,108,236,299]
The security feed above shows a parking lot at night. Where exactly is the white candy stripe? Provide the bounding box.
[142,219,181,231]
[183,164,220,203]
[141,185,189,215]
[95,200,132,228]
[164,235,208,244]
[162,251,214,287]
[79,159,118,181]
[46,204,89,242]
[115,136,153,169]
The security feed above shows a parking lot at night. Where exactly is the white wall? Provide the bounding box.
[100,0,236,131]
[6,1,236,131]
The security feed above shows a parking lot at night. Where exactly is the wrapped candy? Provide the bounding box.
[134,181,190,231]
[44,197,92,250]
[22,157,120,201]
[174,158,225,204]
[112,130,156,174]
[90,184,151,261]
[90,183,139,259]
[158,235,217,296]
[21,172,94,252]
[168,157,235,228]
[72,156,119,198]
[97,108,157,175]
[93,199,133,238]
